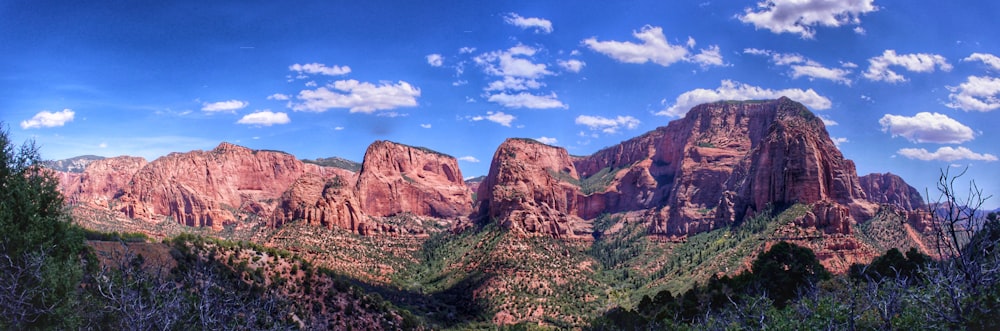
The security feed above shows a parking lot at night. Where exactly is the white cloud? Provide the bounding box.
[690,45,725,67]
[471,111,516,127]
[458,156,480,163]
[657,80,831,117]
[819,114,838,126]
[485,77,544,91]
[237,110,290,126]
[575,115,640,134]
[897,146,997,162]
[853,26,866,35]
[292,80,420,113]
[584,25,724,68]
[863,50,952,83]
[20,109,75,129]
[879,112,974,144]
[558,59,586,73]
[790,64,852,85]
[487,92,567,109]
[201,100,248,112]
[334,126,344,131]
[738,0,878,39]
[289,63,351,76]
[98,142,107,148]
[459,47,476,54]
[946,75,1000,112]
[536,136,558,145]
[831,137,848,146]
[963,53,1000,70]
[420,123,431,129]
[474,45,553,79]
[744,48,851,84]
[305,81,317,87]
[267,93,290,101]
[504,13,553,34]
[426,54,444,67]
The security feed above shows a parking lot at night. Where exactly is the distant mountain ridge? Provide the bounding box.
[43,155,104,173]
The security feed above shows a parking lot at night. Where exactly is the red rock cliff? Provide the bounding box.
[356,141,472,218]
[57,156,147,209]
[271,173,365,232]
[719,98,872,233]
[119,142,333,229]
[477,138,589,237]
[859,172,925,211]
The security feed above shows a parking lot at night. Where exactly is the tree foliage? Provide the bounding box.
[0,123,89,329]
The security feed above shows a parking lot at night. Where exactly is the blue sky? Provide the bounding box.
[2,1,998,208]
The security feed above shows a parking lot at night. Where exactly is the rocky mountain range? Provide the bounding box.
[53,97,931,273]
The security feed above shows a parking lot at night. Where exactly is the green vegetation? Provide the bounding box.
[578,165,626,195]
[695,141,716,148]
[546,168,581,186]
[0,124,90,329]
[82,228,150,242]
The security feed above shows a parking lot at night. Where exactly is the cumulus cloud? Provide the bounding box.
[267,93,290,101]
[558,59,586,73]
[738,0,878,39]
[471,111,516,127]
[690,45,725,67]
[583,25,724,68]
[289,63,351,76]
[487,92,567,109]
[963,53,1000,71]
[879,112,974,144]
[20,109,75,129]
[744,48,851,84]
[575,115,640,134]
[292,80,420,113]
[536,136,558,145]
[657,80,831,117]
[946,75,1000,112]
[474,45,553,79]
[202,100,248,112]
[237,110,290,126]
[863,50,952,83]
[426,54,444,67]
[485,77,544,92]
[504,13,553,34]
[420,123,431,129]
[897,146,997,162]
[458,156,480,163]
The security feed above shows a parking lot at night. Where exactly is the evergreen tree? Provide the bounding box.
[0,123,88,329]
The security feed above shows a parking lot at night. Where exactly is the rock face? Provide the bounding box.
[479,98,903,240]
[477,139,588,237]
[270,173,364,232]
[118,143,332,229]
[859,172,925,211]
[357,141,471,218]
[721,98,871,229]
[56,140,471,235]
[56,156,148,209]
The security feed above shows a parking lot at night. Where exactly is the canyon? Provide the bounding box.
[52,98,937,326]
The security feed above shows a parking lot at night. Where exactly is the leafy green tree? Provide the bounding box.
[0,123,89,328]
[751,241,830,308]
